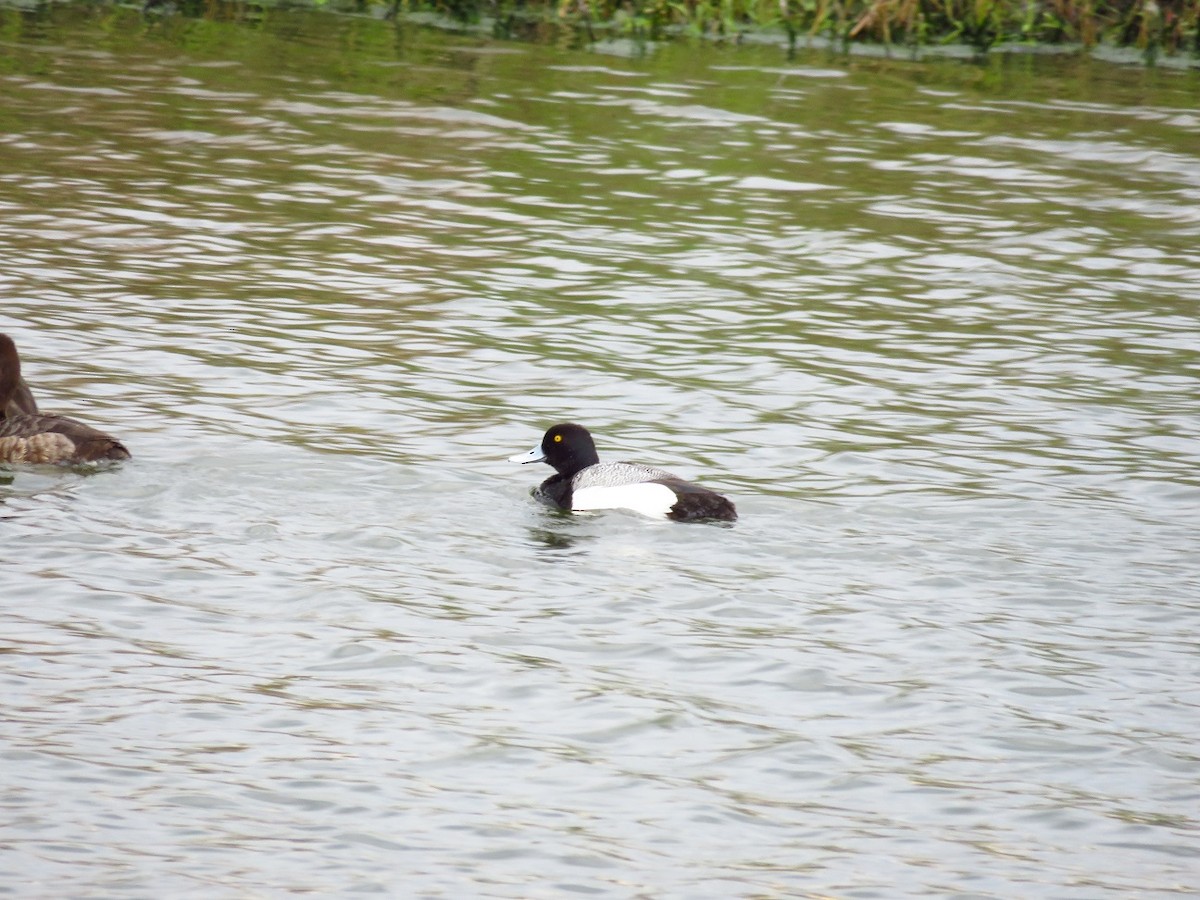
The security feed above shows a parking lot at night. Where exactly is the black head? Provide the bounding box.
[540,423,601,476]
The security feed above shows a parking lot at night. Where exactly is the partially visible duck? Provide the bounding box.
[509,422,736,522]
[0,333,131,465]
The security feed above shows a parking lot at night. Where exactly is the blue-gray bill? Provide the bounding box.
[508,446,545,464]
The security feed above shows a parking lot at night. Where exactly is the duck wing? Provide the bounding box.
[0,413,130,464]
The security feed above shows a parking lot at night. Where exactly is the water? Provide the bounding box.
[2,5,1198,896]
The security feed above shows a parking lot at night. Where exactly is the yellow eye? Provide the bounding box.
[553,434,563,443]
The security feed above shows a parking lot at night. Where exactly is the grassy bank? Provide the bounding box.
[388,0,1200,56]
[121,0,1200,58]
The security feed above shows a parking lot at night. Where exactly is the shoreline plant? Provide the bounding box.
[20,0,1198,58]
[395,0,1200,56]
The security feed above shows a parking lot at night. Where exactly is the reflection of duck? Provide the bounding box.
[510,423,737,522]
[0,334,131,465]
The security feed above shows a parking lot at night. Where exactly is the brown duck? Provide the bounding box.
[0,333,131,464]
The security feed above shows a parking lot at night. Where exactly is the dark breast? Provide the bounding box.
[534,473,573,510]
[2,377,39,418]
[0,413,131,464]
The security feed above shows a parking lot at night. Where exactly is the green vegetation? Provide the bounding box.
[50,0,1191,59]
[388,0,1200,56]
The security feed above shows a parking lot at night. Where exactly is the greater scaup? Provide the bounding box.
[0,333,131,465]
[509,423,736,522]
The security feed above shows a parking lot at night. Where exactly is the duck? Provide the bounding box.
[509,423,736,522]
[0,333,131,465]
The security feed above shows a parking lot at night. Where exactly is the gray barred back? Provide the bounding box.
[570,461,681,490]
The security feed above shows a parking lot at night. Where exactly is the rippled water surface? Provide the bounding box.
[2,5,1199,896]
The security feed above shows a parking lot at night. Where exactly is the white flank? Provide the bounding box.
[572,483,676,519]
